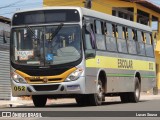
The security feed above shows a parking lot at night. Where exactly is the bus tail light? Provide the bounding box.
[65,68,83,82]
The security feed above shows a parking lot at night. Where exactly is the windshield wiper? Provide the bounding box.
[49,23,64,40]
[26,25,40,40]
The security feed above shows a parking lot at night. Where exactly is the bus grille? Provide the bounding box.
[33,85,59,91]
[29,78,62,83]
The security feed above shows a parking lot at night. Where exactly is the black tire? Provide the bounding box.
[32,95,47,107]
[75,95,89,106]
[129,77,141,103]
[76,80,104,106]
[120,77,140,103]
[120,93,130,103]
[89,80,104,106]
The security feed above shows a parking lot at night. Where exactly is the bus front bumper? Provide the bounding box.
[11,77,85,97]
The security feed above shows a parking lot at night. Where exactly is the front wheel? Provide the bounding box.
[32,95,47,107]
[89,80,104,106]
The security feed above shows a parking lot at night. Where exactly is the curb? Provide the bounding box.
[0,103,25,108]
[0,101,33,108]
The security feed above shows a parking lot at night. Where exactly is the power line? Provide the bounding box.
[5,2,42,8]
[0,0,25,9]
[0,3,42,16]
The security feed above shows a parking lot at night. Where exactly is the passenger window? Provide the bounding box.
[132,29,137,40]
[142,32,146,43]
[112,24,116,37]
[137,31,143,42]
[95,20,106,50]
[95,20,102,34]
[127,28,137,54]
[106,23,116,37]
[122,27,126,39]
[145,32,151,44]
[84,23,95,50]
[137,31,145,56]
[127,28,132,40]
[117,25,127,53]
[145,32,154,57]
[117,26,123,39]
[105,22,117,52]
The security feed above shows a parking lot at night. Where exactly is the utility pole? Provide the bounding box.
[84,0,92,9]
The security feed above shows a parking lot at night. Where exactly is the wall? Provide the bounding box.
[0,20,11,100]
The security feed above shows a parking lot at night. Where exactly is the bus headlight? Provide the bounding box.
[11,72,26,84]
[65,68,83,81]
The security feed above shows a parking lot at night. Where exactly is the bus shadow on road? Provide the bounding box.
[12,99,149,108]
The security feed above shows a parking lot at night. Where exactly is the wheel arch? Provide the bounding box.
[97,69,107,92]
[134,71,141,85]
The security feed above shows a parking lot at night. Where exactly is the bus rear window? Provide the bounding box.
[12,9,80,25]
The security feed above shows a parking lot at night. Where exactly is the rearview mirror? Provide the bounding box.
[85,49,96,59]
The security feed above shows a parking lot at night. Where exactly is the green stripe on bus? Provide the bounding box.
[106,73,156,78]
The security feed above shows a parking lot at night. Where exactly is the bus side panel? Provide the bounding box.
[141,78,156,92]
[85,67,98,94]
[106,76,134,93]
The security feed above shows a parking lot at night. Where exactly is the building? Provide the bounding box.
[0,16,11,100]
[43,0,160,92]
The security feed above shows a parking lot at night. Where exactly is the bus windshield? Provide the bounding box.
[11,25,81,66]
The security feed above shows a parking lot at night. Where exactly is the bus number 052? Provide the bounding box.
[14,86,25,91]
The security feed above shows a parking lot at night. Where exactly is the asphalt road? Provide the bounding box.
[0,95,160,120]
[4,99,160,111]
[0,96,160,120]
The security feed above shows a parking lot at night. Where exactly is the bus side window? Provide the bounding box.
[84,23,95,50]
[118,25,123,39]
[142,32,146,43]
[117,25,128,53]
[104,22,107,35]
[95,20,102,34]
[123,27,126,39]
[145,32,151,44]
[115,25,118,38]
[145,32,154,57]
[105,22,117,52]
[132,29,137,40]
[95,20,106,50]
[106,23,113,37]
[137,30,146,56]
[127,28,137,54]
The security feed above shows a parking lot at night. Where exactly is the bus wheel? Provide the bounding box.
[129,77,141,103]
[89,80,104,106]
[75,95,89,106]
[120,77,140,103]
[32,95,47,107]
[120,93,130,103]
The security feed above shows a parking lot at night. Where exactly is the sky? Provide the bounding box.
[0,0,43,18]
[0,0,160,19]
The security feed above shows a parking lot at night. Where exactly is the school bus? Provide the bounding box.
[10,7,156,107]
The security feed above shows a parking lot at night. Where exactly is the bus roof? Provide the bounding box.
[13,6,152,32]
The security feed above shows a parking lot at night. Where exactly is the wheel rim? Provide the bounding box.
[135,85,140,98]
[96,82,103,101]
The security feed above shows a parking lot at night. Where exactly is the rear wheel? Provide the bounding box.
[32,95,47,107]
[120,93,130,103]
[75,95,90,106]
[129,77,141,103]
[120,77,140,103]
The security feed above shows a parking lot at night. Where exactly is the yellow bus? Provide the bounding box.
[10,7,156,107]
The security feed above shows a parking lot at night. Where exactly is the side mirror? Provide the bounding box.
[85,49,96,59]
